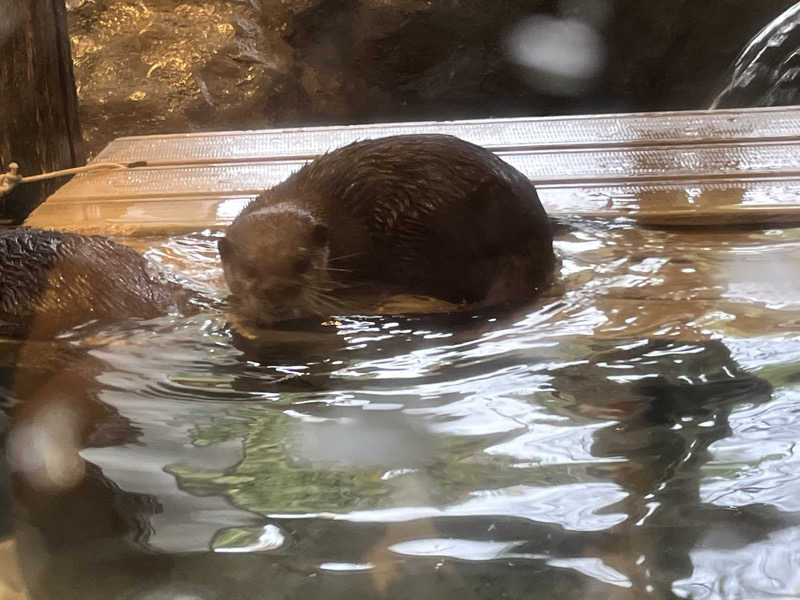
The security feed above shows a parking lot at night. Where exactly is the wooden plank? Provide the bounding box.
[47,139,800,201]
[25,179,800,234]
[24,107,800,234]
[95,106,800,165]
[0,0,82,224]
[27,178,800,236]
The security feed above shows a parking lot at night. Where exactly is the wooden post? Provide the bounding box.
[0,0,83,224]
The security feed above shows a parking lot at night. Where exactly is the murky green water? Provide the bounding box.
[3,220,800,599]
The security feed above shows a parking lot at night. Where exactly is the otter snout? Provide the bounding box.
[226,267,325,327]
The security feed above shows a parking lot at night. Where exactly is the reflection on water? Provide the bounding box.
[711,1,800,109]
[3,219,800,599]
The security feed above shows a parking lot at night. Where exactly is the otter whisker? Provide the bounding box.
[303,278,349,293]
[305,289,344,308]
[304,299,340,318]
[305,289,347,314]
[299,280,343,294]
[327,252,365,264]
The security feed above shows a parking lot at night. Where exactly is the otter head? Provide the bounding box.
[218,203,332,327]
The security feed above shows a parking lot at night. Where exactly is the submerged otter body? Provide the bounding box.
[220,134,555,326]
[0,227,189,338]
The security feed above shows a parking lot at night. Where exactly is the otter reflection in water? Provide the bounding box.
[0,227,194,338]
[219,134,556,328]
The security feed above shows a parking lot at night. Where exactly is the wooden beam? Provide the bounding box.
[0,0,83,224]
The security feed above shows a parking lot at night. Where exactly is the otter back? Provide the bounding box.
[0,228,187,338]
[222,134,555,323]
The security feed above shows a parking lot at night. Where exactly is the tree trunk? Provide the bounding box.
[0,0,83,224]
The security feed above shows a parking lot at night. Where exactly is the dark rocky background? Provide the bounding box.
[61,0,800,156]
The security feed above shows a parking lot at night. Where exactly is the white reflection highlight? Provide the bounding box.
[721,254,800,309]
[216,197,253,219]
[674,526,800,599]
[212,524,285,553]
[271,483,627,532]
[319,562,375,572]
[288,410,437,469]
[486,420,616,465]
[505,15,605,96]
[548,558,632,589]
[700,386,800,512]
[725,335,800,371]
[7,405,85,492]
[405,387,555,437]
[389,538,526,561]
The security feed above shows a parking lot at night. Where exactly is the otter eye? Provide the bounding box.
[218,237,232,259]
[293,256,312,274]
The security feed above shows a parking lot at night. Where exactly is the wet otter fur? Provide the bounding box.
[0,227,190,338]
[219,134,555,327]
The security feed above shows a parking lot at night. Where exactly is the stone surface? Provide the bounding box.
[67,0,800,157]
[68,0,301,156]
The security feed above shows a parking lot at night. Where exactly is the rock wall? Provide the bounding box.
[68,0,798,156]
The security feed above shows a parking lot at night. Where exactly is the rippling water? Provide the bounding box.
[3,220,800,599]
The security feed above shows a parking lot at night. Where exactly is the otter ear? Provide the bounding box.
[311,224,329,246]
[218,237,233,260]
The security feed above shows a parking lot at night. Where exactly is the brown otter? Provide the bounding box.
[0,227,192,338]
[219,134,555,327]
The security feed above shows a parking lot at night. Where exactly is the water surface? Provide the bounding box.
[3,220,800,599]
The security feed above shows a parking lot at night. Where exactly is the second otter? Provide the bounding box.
[0,227,193,338]
[219,134,555,326]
